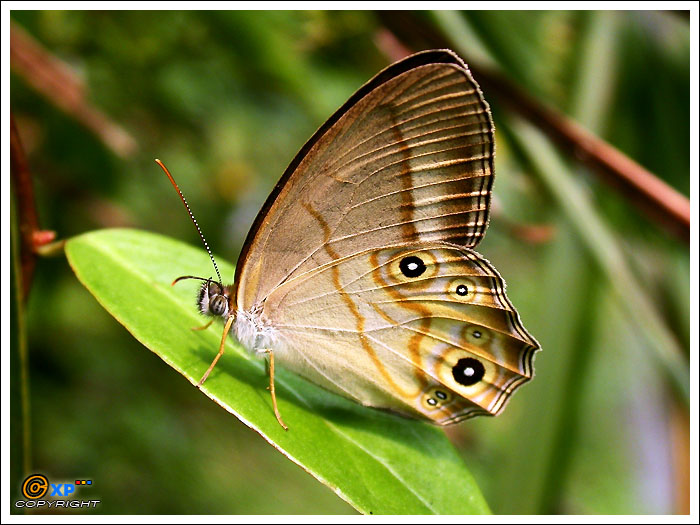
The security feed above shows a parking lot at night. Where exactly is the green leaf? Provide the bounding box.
[65,228,491,515]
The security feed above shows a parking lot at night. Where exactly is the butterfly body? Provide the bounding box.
[189,49,540,426]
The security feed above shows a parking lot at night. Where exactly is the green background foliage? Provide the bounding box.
[10,10,689,514]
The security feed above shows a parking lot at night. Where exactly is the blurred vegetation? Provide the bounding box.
[10,10,689,514]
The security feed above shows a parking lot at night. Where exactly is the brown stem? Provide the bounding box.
[376,13,690,243]
[10,115,44,303]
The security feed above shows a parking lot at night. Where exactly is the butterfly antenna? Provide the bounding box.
[155,159,223,286]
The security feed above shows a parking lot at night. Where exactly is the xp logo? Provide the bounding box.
[22,474,49,499]
[50,482,76,497]
[16,473,99,510]
[21,474,93,498]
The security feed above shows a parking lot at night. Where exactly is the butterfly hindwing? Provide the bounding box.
[264,245,538,424]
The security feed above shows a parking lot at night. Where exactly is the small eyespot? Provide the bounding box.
[462,325,491,345]
[448,277,476,301]
[452,358,485,386]
[421,386,453,410]
[399,256,426,278]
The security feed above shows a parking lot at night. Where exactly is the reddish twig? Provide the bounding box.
[10,115,55,302]
[10,21,137,158]
[376,13,690,243]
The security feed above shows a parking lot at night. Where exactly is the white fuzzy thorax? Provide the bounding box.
[233,306,279,356]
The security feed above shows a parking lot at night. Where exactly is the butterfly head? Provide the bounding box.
[172,275,235,319]
[197,278,234,318]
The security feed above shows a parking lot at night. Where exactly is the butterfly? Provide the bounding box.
[160,49,540,430]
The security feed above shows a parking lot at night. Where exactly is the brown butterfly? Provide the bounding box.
[161,49,540,430]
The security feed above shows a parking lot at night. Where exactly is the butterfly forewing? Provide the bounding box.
[235,50,494,310]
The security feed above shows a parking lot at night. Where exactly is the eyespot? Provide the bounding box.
[448,278,476,301]
[452,357,485,386]
[399,256,426,278]
[462,324,492,345]
[421,386,453,410]
[383,250,439,289]
[210,295,229,317]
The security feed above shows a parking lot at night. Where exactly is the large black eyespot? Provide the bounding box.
[399,256,426,278]
[452,358,485,386]
[210,295,228,317]
[456,284,469,296]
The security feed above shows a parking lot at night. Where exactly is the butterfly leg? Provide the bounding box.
[191,319,214,331]
[198,314,234,386]
[262,349,288,431]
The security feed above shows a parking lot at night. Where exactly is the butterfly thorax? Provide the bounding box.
[195,278,281,356]
[234,305,280,356]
